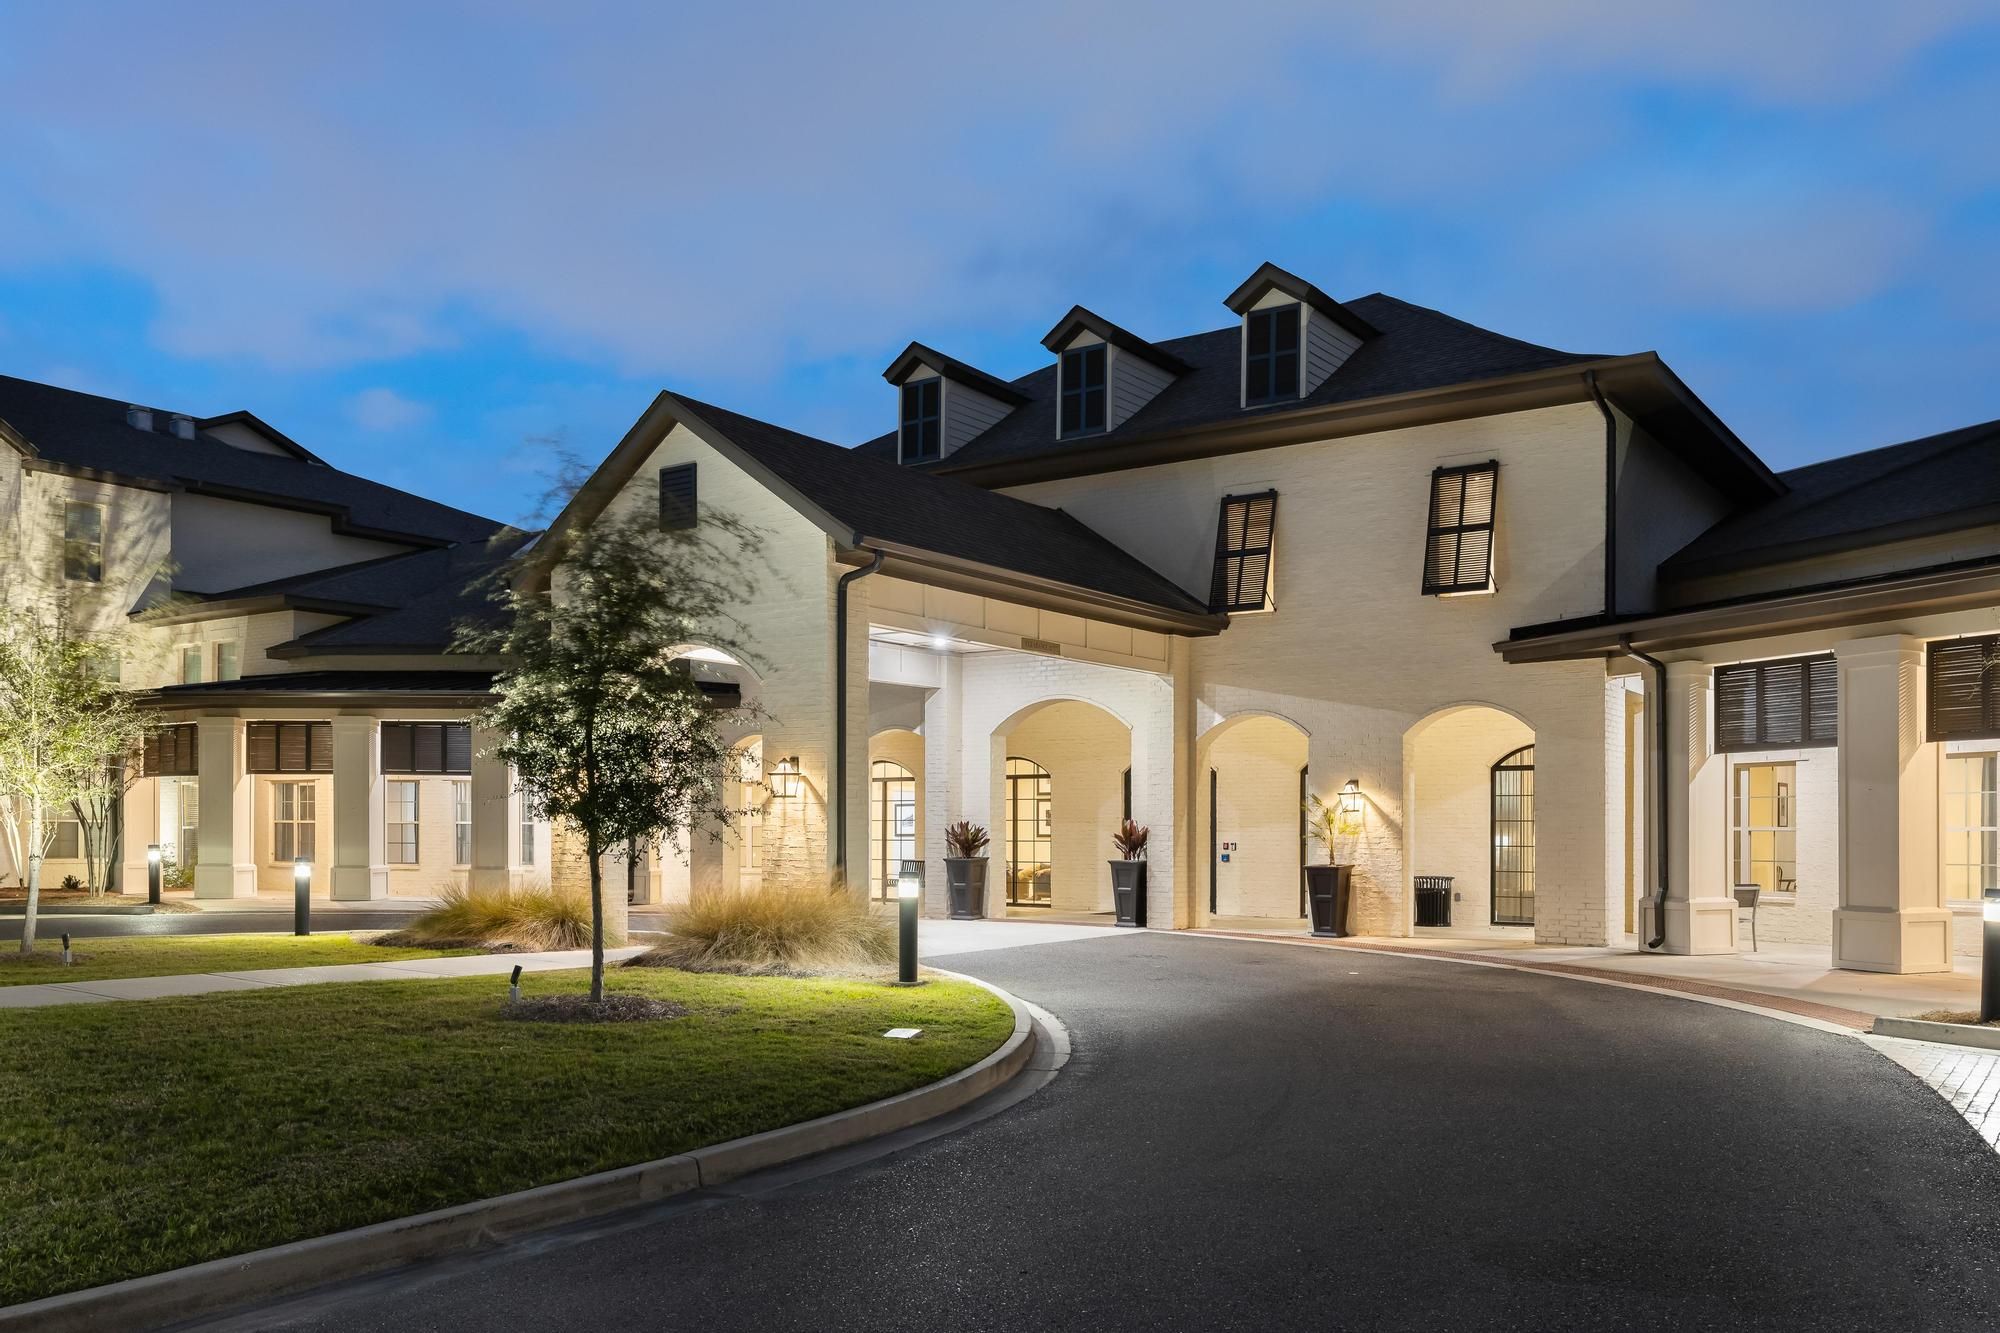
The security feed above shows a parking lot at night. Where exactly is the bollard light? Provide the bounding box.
[293,858,312,936]
[60,932,72,966]
[146,844,161,906]
[509,963,523,1004]
[895,859,922,986]
[1982,888,2000,1023]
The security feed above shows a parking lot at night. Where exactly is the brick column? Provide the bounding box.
[467,724,514,892]
[120,774,157,897]
[193,716,255,898]
[329,715,387,901]
[1833,635,1950,972]
[1658,660,1737,953]
[920,655,962,918]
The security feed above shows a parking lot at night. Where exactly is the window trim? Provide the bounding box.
[1490,744,1536,927]
[1731,760,1800,898]
[62,500,105,584]
[1942,749,1999,904]
[1713,654,1838,753]
[452,780,473,867]
[180,645,205,685]
[213,641,241,682]
[1421,461,1500,596]
[899,377,943,464]
[1243,303,1302,407]
[1207,490,1278,615]
[1058,344,1108,439]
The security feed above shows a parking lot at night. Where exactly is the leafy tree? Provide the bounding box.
[458,505,763,1003]
[0,611,151,952]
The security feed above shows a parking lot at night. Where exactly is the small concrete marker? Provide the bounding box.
[883,1028,923,1039]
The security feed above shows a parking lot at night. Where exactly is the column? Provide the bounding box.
[1833,635,1950,972]
[120,774,157,896]
[467,724,514,893]
[1658,660,1737,953]
[920,655,961,918]
[1128,648,1189,928]
[330,715,387,901]
[981,731,1008,920]
[193,716,256,898]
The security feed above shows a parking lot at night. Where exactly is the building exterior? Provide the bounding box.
[5,260,1996,976]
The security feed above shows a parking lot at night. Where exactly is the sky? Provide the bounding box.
[2,1,1997,527]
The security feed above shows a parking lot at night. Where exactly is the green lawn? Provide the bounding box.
[0,932,477,985]
[0,967,1014,1304]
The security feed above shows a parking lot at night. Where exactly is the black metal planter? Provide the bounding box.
[1109,860,1147,928]
[946,858,989,920]
[1304,864,1354,938]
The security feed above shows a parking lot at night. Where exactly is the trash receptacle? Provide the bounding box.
[1414,875,1453,928]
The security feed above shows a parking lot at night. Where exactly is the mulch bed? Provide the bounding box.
[500,994,689,1024]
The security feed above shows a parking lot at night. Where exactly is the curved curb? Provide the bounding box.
[0,971,1039,1333]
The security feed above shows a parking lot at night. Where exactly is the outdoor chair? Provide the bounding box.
[1733,884,1761,952]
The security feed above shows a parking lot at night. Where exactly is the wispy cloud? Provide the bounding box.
[347,386,432,432]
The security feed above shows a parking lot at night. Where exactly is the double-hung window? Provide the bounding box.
[386,781,420,864]
[214,641,240,681]
[453,781,472,866]
[1422,462,1499,595]
[900,378,942,463]
[520,799,538,866]
[1244,304,1301,405]
[273,782,316,863]
[1944,753,1999,901]
[180,645,204,685]
[1207,491,1278,614]
[63,502,103,583]
[1929,635,2000,741]
[1060,345,1107,437]
[1713,656,1838,751]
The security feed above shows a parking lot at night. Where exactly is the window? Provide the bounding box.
[520,798,537,866]
[900,378,942,463]
[380,722,472,774]
[658,464,697,531]
[1491,746,1536,926]
[1244,304,1301,405]
[48,819,81,860]
[386,781,420,864]
[1732,762,1798,896]
[1929,636,2000,741]
[1944,754,1999,901]
[1059,345,1107,437]
[247,722,332,774]
[172,778,199,865]
[214,641,240,681]
[869,760,917,901]
[273,781,317,863]
[62,502,103,583]
[1422,462,1499,595]
[1005,757,1052,908]
[143,724,199,776]
[1207,491,1277,614]
[453,782,472,865]
[180,645,204,685]
[1714,656,1838,751]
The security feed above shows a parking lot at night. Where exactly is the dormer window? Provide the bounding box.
[1060,345,1107,438]
[1245,304,1301,406]
[901,379,941,463]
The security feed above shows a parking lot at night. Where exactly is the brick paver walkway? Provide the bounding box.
[1866,1036,2000,1148]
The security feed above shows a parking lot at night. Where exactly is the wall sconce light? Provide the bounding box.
[1339,779,1363,818]
[770,755,803,800]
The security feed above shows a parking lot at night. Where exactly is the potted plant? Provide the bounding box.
[944,821,991,920]
[1109,820,1148,928]
[1302,795,1356,938]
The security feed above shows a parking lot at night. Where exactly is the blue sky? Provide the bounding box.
[2,1,1997,526]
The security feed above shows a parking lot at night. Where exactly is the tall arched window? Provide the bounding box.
[869,760,917,902]
[1006,757,1052,907]
[1491,745,1536,926]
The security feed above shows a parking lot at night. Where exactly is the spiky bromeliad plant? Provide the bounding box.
[945,820,990,859]
[1112,819,1149,860]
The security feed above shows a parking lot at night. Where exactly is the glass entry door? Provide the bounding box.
[1490,745,1535,926]
[1006,757,1052,907]
[870,760,917,901]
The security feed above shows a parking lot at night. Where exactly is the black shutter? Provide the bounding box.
[148,724,198,777]
[413,724,445,773]
[1207,491,1278,614]
[1422,462,1499,595]
[658,464,697,531]
[444,723,472,775]
[381,723,415,774]
[247,723,278,773]
[277,724,310,774]
[1714,655,1838,750]
[309,723,333,772]
[142,731,159,777]
[1928,635,2000,741]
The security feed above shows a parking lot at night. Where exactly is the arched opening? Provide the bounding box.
[1005,757,1053,907]
[1490,744,1536,926]
[1197,713,1311,927]
[725,734,764,894]
[869,759,917,902]
[1404,705,1536,936]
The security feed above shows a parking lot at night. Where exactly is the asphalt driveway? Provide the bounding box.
[202,932,2000,1331]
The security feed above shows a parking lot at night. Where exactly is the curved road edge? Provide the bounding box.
[0,969,1062,1333]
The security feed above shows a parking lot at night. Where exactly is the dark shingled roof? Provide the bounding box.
[672,395,1214,618]
[261,534,536,654]
[854,292,1606,472]
[145,670,497,700]
[1665,417,2000,577]
[0,374,505,546]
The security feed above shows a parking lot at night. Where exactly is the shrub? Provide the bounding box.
[58,875,84,894]
[375,882,597,952]
[629,879,894,976]
[1113,820,1148,860]
[945,820,989,859]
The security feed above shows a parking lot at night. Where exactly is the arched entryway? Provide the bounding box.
[869,759,917,902]
[1197,713,1311,928]
[1404,705,1536,935]
[989,698,1130,918]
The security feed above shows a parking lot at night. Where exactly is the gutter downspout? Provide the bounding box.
[1588,370,1617,619]
[833,543,885,883]
[1619,635,1670,950]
